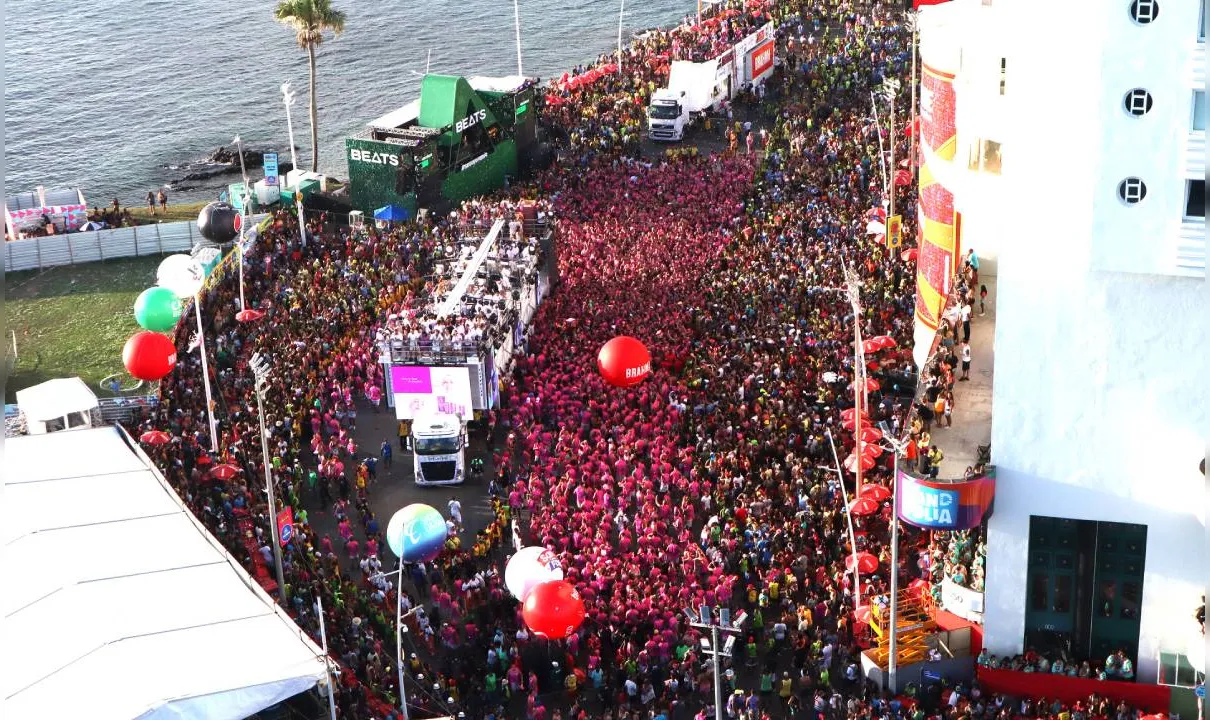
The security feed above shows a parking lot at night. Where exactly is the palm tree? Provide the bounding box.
[274,0,346,173]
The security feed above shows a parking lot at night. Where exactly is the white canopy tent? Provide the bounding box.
[2,426,331,720]
[14,376,99,434]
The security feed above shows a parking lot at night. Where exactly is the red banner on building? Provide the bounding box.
[913,61,962,368]
[750,40,775,78]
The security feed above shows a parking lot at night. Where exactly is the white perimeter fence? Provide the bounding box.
[5,221,200,272]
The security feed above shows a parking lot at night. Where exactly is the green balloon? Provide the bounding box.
[134,286,183,332]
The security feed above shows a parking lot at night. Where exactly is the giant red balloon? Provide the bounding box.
[597,336,651,388]
[122,331,177,381]
[521,579,585,640]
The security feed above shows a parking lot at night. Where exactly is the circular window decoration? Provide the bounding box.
[1129,0,1159,24]
[1118,177,1148,204]
[1123,89,1153,116]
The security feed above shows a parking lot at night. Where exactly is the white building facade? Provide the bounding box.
[916,0,1207,685]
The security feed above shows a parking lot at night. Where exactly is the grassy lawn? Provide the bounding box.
[126,200,209,225]
[5,255,165,402]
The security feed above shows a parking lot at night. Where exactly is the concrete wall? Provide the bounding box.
[977,0,1208,683]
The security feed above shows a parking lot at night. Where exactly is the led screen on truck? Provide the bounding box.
[390,366,473,420]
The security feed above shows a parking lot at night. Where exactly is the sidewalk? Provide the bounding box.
[935,276,995,477]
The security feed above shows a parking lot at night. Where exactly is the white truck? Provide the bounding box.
[411,413,468,486]
[647,21,777,142]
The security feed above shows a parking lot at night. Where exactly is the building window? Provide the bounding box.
[1123,89,1154,116]
[999,58,1007,96]
[1185,179,1205,218]
[1194,91,1206,130]
[1130,0,1160,24]
[1201,0,1205,39]
[1118,177,1148,204]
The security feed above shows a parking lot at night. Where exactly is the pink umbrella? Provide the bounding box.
[853,604,875,624]
[208,463,242,482]
[901,247,919,262]
[845,551,879,574]
[236,308,265,323]
[858,441,883,459]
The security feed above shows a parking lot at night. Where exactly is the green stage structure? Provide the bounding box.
[345,74,537,216]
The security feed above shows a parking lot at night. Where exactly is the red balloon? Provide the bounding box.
[122,331,177,381]
[521,579,585,640]
[597,336,651,388]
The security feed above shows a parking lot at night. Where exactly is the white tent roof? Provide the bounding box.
[13,376,99,422]
[2,426,330,720]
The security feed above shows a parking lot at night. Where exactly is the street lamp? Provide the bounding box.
[876,421,910,695]
[250,352,288,602]
[233,135,251,312]
[825,428,866,612]
[314,596,339,720]
[280,83,308,248]
[879,78,901,223]
[369,566,422,720]
[687,605,743,720]
[617,0,626,77]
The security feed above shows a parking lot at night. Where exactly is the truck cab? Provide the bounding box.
[648,90,689,142]
[411,413,467,485]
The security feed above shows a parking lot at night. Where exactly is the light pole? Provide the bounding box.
[250,352,288,602]
[880,78,901,225]
[280,83,308,248]
[315,596,339,720]
[233,135,251,311]
[907,12,919,174]
[369,566,422,720]
[877,422,910,694]
[191,293,219,454]
[512,0,524,76]
[688,605,742,720]
[825,429,865,612]
[617,0,626,77]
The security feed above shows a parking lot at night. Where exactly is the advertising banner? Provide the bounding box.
[276,507,294,547]
[940,578,984,622]
[750,40,775,79]
[263,152,279,187]
[913,61,962,369]
[467,360,489,411]
[895,468,996,530]
[390,365,473,420]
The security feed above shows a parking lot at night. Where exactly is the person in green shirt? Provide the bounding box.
[760,670,774,695]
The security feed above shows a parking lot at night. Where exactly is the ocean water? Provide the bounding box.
[3,0,693,205]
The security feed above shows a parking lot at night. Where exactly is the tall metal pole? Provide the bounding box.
[909,15,918,175]
[617,0,626,77]
[395,556,410,720]
[888,449,900,693]
[254,372,289,602]
[512,0,524,77]
[711,624,723,720]
[282,85,309,249]
[193,297,218,453]
[826,429,863,611]
[841,260,868,496]
[316,596,339,720]
[888,90,897,223]
[870,92,889,200]
[233,136,250,311]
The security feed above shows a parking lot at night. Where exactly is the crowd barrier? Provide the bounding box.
[5,221,199,272]
[975,667,1171,713]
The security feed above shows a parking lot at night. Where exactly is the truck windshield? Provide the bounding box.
[414,436,460,455]
[649,103,681,120]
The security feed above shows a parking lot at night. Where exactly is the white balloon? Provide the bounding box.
[157,254,205,298]
[505,546,564,602]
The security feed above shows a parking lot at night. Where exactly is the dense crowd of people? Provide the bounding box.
[134,1,1168,719]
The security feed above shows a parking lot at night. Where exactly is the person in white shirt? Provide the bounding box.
[960,303,973,343]
[960,342,972,381]
[448,497,463,531]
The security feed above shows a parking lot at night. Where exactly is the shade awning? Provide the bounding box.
[2,426,330,720]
